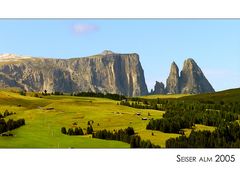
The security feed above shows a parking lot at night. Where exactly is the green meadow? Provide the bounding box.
[139,93,191,99]
[0,90,217,148]
[0,90,165,148]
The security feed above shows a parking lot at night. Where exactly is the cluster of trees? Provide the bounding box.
[120,98,240,114]
[32,91,64,98]
[146,116,193,134]
[73,92,126,101]
[0,118,25,134]
[164,103,238,129]
[93,127,135,143]
[130,135,161,148]
[120,98,240,134]
[87,125,93,134]
[119,93,240,147]
[166,121,240,148]
[146,106,239,134]
[20,90,55,97]
[42,90,51,96]
[61,127,84,136]
[0,110,16,118]
[120,100,159,110]
[61,124,94,136]
[92,127,160,148]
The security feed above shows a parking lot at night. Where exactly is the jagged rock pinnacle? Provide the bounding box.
[180,58,215,94]
[153,81,165,94]
[165,58,214,94]
[166,61,180,94]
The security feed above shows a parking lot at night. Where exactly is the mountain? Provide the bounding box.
[0,51,148,96]
[165,58,215,94]
[166,62,180,94]
[152,81,165,94]
[180,58,215,94]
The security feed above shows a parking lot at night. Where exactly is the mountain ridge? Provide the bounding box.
[153,58,215,94]
[0,51,148,96]
[0,52,215,96]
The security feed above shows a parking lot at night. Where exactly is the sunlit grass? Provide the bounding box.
[0,90,214,148]
[139,94,191,99]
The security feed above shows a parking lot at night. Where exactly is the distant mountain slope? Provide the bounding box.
[180,88,240,102]
[144,88,240,103]
[0,51,148,96]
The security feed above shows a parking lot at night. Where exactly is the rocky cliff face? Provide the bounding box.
[153,81,165,94]
[0,51,148,96]
[165,58,215,94]
[179,58,215,94]
[166,62,180,94]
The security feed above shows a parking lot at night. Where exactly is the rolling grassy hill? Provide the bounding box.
[139,93,190,99]
[1,88,234,148]
[0,90,179,148]
[180,88,240,103]
[141,88,240,103]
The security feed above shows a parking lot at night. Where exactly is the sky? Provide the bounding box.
[0,19,239,92]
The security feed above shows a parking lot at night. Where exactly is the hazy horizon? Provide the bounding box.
[0,19,239,92]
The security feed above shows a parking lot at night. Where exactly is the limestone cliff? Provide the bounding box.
[153,81,165,94]
[165,58,215,94]
[0,51,148,96]
[166,62,180,94]
[179,58,215,94]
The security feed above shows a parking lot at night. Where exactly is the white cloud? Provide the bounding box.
[72,24,99,35]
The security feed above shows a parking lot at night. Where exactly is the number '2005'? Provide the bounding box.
[215,155,235,162]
